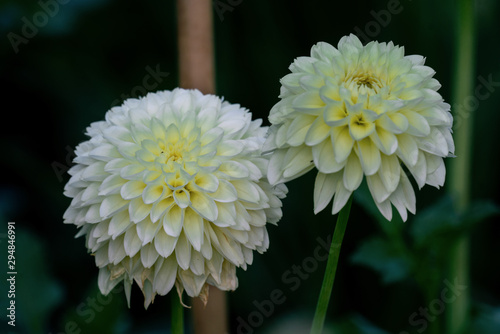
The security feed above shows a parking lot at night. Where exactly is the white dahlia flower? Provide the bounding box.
[63,88,287,308]
[265,34,454,221]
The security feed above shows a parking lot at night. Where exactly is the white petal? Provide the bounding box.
[140,242,159,268]
[129,197,152,223]
[154,229,177,258]
[100,195,128,219]
[313,172,340,214]
[183,209,204,251]
[396,133,419,167]
[332,181,352,215]
[312,138,344,174]
[208,179,238,202]
[153,256,177,295]
[121,180,146,200]
[175,232,192,270]
[357,139,381,178]
[332,126,354,163]
[343,153,363,191]
[124,227,142,257]
[163,206,184,237]
[190,191,218,221]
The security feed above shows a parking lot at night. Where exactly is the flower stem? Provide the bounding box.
[310,197,353,334]
[171,292,184,334]
[447,0,476,333]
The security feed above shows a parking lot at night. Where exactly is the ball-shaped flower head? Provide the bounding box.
[265,34,454,221]
[63,88,287,308]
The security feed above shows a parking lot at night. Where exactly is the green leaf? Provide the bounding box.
[350,236,413,284]
[409,195,460,247]
[461,200,500,228]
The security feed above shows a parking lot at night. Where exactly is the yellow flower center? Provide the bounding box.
[345,71,385,98]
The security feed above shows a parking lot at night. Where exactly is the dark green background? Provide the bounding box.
[1,0,499,333]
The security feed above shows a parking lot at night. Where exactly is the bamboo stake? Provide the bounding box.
[176,1,228,333]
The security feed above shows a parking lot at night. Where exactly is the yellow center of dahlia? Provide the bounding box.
[345,71,385,97]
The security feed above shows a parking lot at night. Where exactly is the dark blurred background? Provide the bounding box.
[1,0,499,333]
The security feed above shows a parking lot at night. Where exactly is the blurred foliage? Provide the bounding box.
[1,0,500,333]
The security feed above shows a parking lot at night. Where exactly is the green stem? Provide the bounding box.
[447,0,476,333]
[171,292,184,334]
[310,197,353,334]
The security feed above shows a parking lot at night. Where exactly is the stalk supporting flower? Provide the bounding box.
[447,0,476,332]
[63,89,287,309]
[171,291,184,334]
[310,197,352,334]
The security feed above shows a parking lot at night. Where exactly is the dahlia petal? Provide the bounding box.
[179,270,206,297]
[99,174,127,196]
[213,202,237,227]
[425,158,446,188]
[89,144,120,161]
[323,102,349,126]
[267,148,286,185]
[311,41,340,61]
[332,126,355,163]
[100,195,128,219]
[219,161,250,179]
[153,255,177,295]
[396,133,419,167]
[407,151,427,189]
[173,189,190,209]
[190,191,218,222]
[108,210,131,239]
[313,172,339,214]
[175,232,192,270]
[121,180,146,200]
[378,113,408,134]
[286,114,315,146]
[120,164,146,180]
[129,198,152,223]
[189,251,205,276]
[343,153,363,191]
[402,110,431,137]
[140,243,159,268]
[150,197,174,223]
[367,172,392,204]
[142,184,165,204]
[82,162,107,181]
[109,236,127,265]
[124,227,142,257]
[98,267,122,296]
[292,91,325,113]
[378,154,401,193]
[417,127,449,157]
[332,181,352,215]
[208,179,238,202]
[357,138,381,175]
[313,139,344,174]
[163,205,184,237]
[374,199,393,221]
[217,140,244,157]
[232,180,261,204]
[349,117,376,141]
[299,75,325,90]
[305,116,331,146]
[370,127,398,155]
[154,229,177,258]
[283,146,314,178]
[194,173,219,193]
[136,218,161,245]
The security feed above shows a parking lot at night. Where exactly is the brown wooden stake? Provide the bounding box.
[177,0,215,94]
[176,0,228,333]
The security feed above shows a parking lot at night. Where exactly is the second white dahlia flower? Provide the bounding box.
[265,35,454,221]
[63,88,287,308]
